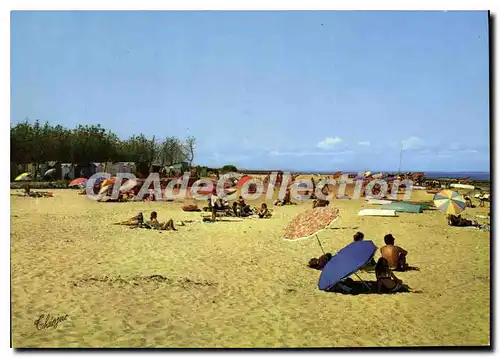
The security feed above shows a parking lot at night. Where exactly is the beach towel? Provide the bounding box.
[182,204,201,212]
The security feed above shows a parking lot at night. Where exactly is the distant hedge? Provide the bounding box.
[10,180,70,190]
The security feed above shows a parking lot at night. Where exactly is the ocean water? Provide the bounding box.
[424,172,490,181]
[294,170,490,181]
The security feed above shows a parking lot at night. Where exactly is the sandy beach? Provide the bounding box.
[10,188,490,348]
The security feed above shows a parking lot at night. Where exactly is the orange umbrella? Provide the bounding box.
[102,177,117,187]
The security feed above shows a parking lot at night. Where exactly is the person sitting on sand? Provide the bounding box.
[257,203,272,219]
[353,232,376,269]
[238,196,252,216]
[113,212,144,227]
[464,195,474,208]
[380,234,409,271]
[375,257,404,293]
[146,211,176,231]
[353,232,364,241]
[232,202,241,217]
[274,187,293,206]
[447,214,479,227]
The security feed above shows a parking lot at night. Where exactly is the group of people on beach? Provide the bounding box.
[309,232,415,294]
[113,211,179,231]
[14,184,54,198]
[206,190,273,222]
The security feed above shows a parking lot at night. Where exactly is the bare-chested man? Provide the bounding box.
[380,234,408,271]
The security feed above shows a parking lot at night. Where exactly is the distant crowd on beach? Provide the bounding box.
[79,170,421,203]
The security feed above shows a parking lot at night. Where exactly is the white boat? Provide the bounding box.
[358,209,397,217]
[450,184,475,190]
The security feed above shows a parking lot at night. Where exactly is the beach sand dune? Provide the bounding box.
[11,190,490,347]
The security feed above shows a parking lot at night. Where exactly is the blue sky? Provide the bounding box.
[11,11,490,172]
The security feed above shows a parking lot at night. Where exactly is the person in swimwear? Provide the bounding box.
[113,212,144,227]
[257,203,272,219]
[380,234,409,271]
[147,211,176,230]
[238,196,252,216]
[447,214,479,227]
[312,199,330,209]
[375,257,404,293]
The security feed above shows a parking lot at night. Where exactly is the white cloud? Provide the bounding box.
[358,141,370,146]
[402,136,424,150]
[317,137,343,149]
[269,150,353,157]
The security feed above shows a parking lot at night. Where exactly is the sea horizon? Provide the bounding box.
[237,169,490,181]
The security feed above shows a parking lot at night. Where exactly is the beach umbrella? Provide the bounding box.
[99,184,111,195]
[102,177,117,187]
[283,207,340,253]
[119,179,139,192]
[238,175,253,188]
[318,240,377,291]
[69,178,88,187]
[433,190,466,215]
[15,173,31,181]
[44,168,56,177]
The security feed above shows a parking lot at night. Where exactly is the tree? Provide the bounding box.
[183,136,196,167]
[221,165,238,173]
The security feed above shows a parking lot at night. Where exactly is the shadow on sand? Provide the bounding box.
[325,281,423,295]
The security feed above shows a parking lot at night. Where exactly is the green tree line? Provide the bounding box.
[11,119,196,168]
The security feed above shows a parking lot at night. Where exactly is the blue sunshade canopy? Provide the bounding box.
[318,240,377,291]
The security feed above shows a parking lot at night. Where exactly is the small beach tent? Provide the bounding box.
[381,202,423,213]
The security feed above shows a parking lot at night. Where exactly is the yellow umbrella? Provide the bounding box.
[433,190,466,215]
[15,173,31,181]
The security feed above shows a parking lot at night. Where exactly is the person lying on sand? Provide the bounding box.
[308,253,332,270]
[380,234,410,271]
[21,185,53,198]
[257,203,272,219]
[312,199,330,209]
[113,212,144,227]
[375,257,405,293]
[145,211,177,230]
[447,214,479,227]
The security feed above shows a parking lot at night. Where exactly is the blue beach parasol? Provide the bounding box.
[318,240,377,291]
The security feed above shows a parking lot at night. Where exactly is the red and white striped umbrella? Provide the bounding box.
[283,207,340,241]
